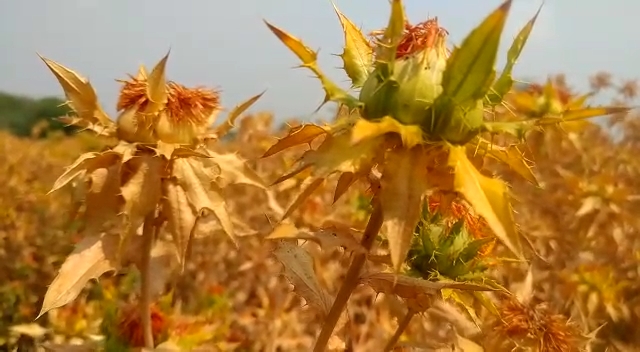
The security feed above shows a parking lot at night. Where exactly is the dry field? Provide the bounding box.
[2,1,640,351]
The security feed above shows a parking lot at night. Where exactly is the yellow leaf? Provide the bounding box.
[272,240,333,317]
[262,124,327,158]
[145,52,170,114]
[216,91,265,137]
[332,2,373,87]
[351,116,424,148]
[474,140,538,185]
[263,20,361,109]
[448,146,524,260]
[380,147,430,272]
[39,56,112,126]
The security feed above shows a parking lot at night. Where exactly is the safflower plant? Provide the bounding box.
[36,53,265,348]
[261,0,628,350]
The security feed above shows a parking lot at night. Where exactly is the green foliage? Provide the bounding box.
[0,91,74,137]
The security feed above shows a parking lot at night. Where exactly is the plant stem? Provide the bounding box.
[313,199,384,352]
[140,215,156,349]
[383,310,416,352]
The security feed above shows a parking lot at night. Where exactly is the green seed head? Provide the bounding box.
[359,18,486,144]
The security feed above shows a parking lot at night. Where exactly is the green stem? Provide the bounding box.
[140,215,156,349]
[383,310,415,352]
[313,199,384,352]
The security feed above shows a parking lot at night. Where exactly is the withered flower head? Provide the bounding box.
[116,55,221,145]
[487,296,585,352]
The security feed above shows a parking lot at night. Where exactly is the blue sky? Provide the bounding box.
[0,0,637,122]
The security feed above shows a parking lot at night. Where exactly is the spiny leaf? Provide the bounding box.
[442,0,512,102]
[361,272,495,312]
[448,146,524,260]
[84,163,123,233]
[380,148,430,272]
[39,55,112,126]
[375,0,406,67]
[209,151,266,189]
[332,2,373,87]
[474,140,538,185]
[282,177,325,219]
[272,240,333,317]
[163,179,195,267]
[263,20,361,109]
[266,222,365,253]
[537,106,632,124]
[37,234,121,319]
[487,5,541,105]
[262,124,327,158]
[351,116,424,148]
[145,52,170,114]
[216,91,265,138]
[121,155,164,238]
[172,158,236,244]
[129,240,175,299]
[49,151,121,194]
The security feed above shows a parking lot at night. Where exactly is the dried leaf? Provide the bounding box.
[273,240,333,316]
[262,124,327,158]
[209,151,266,189]
[173,158,235,244]
[216,91,265,137]
[121,155,164,237]
[163,179,195,265]
[448,146,524,260]
[266,222,365,253]
[38,234,120,319]
[361,272,494,312]
[39,55,112,126]
[84,163,123,232]
[49,151,121,194]
[282,177,325,219]
[145,52,170,114]
[380,148,430,272]
[130,239,176,299]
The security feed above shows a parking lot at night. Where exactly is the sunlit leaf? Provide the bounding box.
[332,2,373,87]
[442,0,512,102]
[264,21,362,109]
[216,91,265,137]
[448,146,524,260]
[272,240,333,317]
[487,6,540,104]
[380,147,430,272]
[262,124,327,158]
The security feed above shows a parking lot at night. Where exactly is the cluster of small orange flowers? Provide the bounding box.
[394,18,448,59]
[115,302,169,348]
[427,192,496,256]
[117,75,220,126]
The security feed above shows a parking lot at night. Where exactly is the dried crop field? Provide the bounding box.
[1,1,640,351]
